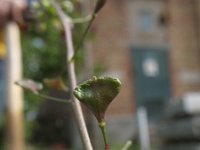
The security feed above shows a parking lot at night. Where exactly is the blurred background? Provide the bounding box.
[1,0,200,150]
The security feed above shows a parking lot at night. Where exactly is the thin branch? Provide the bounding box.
[38,93,71,103]
[69,0,107,62]
[69,13,96,62]
[72,14,92,24]
[51,1,93,150]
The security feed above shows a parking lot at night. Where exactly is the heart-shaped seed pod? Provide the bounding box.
[73,76,121,122]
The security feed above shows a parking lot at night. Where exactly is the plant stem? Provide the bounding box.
[38,93,71,103]
[51,1,93,150]
[99,121,109,150]
[72,15,92,24]
[70,13,96,62]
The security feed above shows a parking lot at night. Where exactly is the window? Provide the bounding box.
[137,10,154,32]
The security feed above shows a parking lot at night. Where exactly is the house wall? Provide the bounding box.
[126,0,167,47]
[92,0,135,116]
[92,0,167,115]
[168,0,200,97]
[92,0,200,114]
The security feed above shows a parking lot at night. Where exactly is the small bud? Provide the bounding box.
[94,0,107,14]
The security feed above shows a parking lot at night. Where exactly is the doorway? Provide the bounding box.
[131,47,171,121]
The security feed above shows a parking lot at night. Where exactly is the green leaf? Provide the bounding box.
[73,76,121,122]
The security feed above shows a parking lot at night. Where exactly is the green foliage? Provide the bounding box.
[21,23,66,113]
[20,0,87,141]
[21,28,66,80]
[21,0,86,110]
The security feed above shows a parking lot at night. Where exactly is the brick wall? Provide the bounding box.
[91,0,167,116]
[83,0,200,146]
[168,0,200,97]
[92,0,135,116]
[91,0,200,116]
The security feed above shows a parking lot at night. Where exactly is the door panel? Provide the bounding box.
[131,47,171,120]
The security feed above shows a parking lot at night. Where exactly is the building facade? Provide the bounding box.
[91,0,200,144]
[93,0,200,116]
[93,0,168,118]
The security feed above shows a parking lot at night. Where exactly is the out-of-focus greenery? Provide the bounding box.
[22,0,85,78]
[20,0,88,142]
[21,0,86,111]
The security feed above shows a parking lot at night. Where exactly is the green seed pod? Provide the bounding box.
[73,76,121,122]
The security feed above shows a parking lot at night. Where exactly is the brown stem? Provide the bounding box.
[51,1,93,150]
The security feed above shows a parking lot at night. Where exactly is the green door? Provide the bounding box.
[131,47,171,120]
